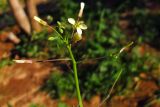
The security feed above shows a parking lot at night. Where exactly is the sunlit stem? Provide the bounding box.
[67,44,83,107]
[47,25,63,40]
[34,16,63,40]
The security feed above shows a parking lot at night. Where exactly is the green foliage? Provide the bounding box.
[0,0,8,12]
[15,30,67,59]
[130,8,160,43]
[57,0,78,20]
[0,58,13,68]
[29,103,45,107]
[41,72,75,98]
[0,14,15,28]
[58,102,68,107]
[42,3,159,100]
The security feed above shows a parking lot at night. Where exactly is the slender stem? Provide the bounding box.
[98,69,123,107]
[67,45,83,107]
[47,25,63,40]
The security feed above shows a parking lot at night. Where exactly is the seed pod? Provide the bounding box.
[72,32,82,43]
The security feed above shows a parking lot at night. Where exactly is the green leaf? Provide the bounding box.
[59,28,63,33]
[48,36,57,41]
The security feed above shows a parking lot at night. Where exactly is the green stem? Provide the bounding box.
[67,45,83,107]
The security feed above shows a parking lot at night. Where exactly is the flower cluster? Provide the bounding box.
[67,2,87,43]
[33,2,87,43]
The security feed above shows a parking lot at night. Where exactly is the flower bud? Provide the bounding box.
[78,2,85,18]
[34,16,48,26]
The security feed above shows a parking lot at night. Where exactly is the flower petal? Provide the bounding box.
[80,2,85,10]
[77,28,82,35]
[79,23,87,30]
[68,18,75,25]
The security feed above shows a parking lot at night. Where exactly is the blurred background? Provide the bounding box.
[0,0,160,107]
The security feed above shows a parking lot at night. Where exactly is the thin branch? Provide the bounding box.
[98,69,123,107]
[13,58,71,63]
[14,41,134,64]
[37,58,71,62]
[77,56,107,63]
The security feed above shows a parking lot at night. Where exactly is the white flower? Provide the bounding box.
[68,18,87,42]
[68,18,87,35]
